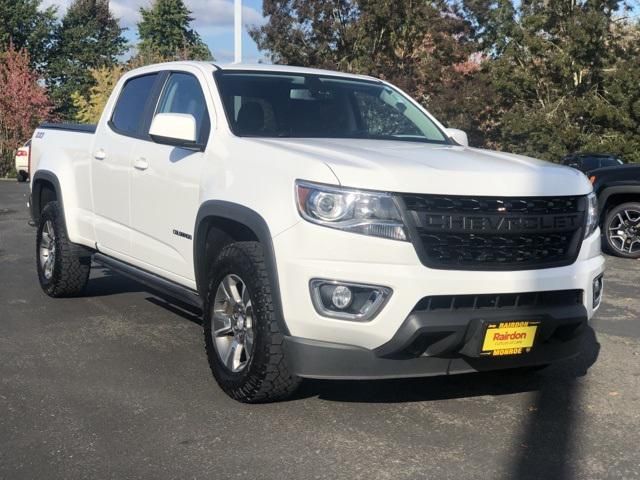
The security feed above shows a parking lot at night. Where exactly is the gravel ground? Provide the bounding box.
[0,180,638,480]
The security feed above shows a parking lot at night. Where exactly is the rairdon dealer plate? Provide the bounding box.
[480,321,540,356]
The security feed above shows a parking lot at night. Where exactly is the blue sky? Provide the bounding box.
[43,0,267,63]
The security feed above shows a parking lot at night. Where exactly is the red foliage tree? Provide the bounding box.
[0,43,52,175]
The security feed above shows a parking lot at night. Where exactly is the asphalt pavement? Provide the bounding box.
[1,179,638,480]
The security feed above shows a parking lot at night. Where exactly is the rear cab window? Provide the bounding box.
[110,73,159,137]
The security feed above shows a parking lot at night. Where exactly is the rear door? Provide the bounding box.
[129,70,212,285]
[91,72,163,257]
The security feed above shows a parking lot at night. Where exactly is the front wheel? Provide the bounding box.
[604,202,640,259]
[203,242,300,403]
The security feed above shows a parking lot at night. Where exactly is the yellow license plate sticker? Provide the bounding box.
[481,321,539,356]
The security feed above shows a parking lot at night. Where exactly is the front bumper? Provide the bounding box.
[283,303,588,379]
[284,332,589,380]
[272,221,604,379]
[275,222,603,340]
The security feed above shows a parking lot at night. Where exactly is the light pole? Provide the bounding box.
[234,0,242,63]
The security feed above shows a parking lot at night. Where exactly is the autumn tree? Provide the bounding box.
[71,65,124,124]
[47,0,127,119]
[0,44,52,176]
[137,0,212,61]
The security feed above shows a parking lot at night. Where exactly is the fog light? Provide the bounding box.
[331,285,353,309]
[310,279,392,322]
[593,274,604,309]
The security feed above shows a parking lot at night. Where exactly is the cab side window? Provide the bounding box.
[156,72,211,144]
[111,73,159,136]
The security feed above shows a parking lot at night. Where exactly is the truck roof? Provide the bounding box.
[149,60,382,82]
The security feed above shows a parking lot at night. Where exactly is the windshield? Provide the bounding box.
[600,157,624,167]
[214,71,449,144]
[581,156,624,170]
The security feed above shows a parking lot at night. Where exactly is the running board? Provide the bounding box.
[93,253,202,310]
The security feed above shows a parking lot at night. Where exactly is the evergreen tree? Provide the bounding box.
[137,0,212,61]
[461,0,517,56]
[474,0,639,161]
[249,0,360,69]
[47,0,126,119]
[0,0,57,70]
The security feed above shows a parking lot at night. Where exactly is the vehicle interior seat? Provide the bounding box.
[236,102,265,135]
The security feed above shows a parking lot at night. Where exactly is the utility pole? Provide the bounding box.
[234,0,242,63]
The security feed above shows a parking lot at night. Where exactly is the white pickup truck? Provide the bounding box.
[29,61,604,402]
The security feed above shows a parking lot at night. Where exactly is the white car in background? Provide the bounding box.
[15,140,30,182]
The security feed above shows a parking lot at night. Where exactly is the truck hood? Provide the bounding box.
[254,138,592,197]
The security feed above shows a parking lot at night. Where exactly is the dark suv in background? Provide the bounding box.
[560,152,639,258]
[590,164,640,259]
[561,153,625,172]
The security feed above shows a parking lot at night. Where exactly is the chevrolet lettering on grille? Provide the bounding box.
[417,213,581,233]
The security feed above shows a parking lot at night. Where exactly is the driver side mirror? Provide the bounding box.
[445,128,469,147]
[149,113,200,149]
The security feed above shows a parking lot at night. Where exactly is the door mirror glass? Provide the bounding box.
[149,113,198,148]
[445,128,469,147]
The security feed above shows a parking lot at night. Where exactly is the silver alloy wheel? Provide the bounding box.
[608,209,640,254]
[212,274,255,373]
[39,220,56,280]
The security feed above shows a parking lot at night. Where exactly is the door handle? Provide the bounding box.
[133,157,149,170]
[94,149,106,160]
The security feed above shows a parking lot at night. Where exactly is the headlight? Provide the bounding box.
[585,192,598,238]
[295,181,407,241]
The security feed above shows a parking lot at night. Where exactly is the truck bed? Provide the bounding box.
[30,122,96,185]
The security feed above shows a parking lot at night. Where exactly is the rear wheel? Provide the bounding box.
[604,202,640,259]
[36,201,92,297]
[203,241,300,402]
[17,171,28,182]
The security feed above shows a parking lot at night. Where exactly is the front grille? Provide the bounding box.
[400,194,586,270]
[414,290,584,313]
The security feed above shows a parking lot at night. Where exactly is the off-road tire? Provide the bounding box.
[604,202,640,259]
[36,201,92,297]
[203,241,300,402]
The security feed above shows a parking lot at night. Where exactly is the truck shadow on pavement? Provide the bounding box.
[88,265,600,479]
[297,329,600,480]
[84,267,146,297]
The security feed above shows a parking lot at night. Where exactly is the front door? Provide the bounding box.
[129,71,212,286]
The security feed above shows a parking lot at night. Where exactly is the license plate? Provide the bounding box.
[480,321,539,356]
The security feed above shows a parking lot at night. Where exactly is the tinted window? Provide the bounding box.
[215,71,448,144]
[580,157,602,170]
[111,74,158,136]
[600,157,624,167]
[156,73,210,142]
